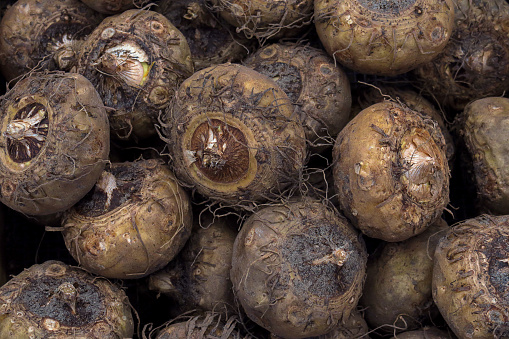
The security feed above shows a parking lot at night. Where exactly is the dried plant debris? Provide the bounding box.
[149,312,253,338]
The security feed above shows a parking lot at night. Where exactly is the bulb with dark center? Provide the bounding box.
[16,276,103,329]
[433,216,509,338]
[5,102,49,163]
[252,62,302,103]
[487,235,509,301]
[190,119,249,183]
[75,164,145,217]
[53,282,78,315]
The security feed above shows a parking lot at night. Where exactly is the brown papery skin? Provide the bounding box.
[314,0,455,76]
[433,215,509,338]
[333,101,450,242]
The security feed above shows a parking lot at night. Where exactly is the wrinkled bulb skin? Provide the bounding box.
[148,213,237,314]
[62,159,193,279]
[458,97,509,215]
[155,0,255,71]
[433,215,509,339]
[209,0,314,44]
[270,310,370,339]
[75,9,194,141]
[243,42,352,152]
[413,0,509,112]
[0,260,134,338]
[353,85,455,166]
[414,26,509,112]
[0,72,110,216]
[160,63,307,209]
[332,101,450,242]
[314,0,455,76]
[0,0,104,82]
[360,218,449,332]
[230,200,367,338]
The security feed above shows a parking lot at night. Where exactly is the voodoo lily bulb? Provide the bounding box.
[457,97,509,215]
[156,0,254,71]
[209,0,314,44]
[230,199,367,338]
[360,218,449,332]
[148,212,237,315]
[0,0,103,82]
[244,42,352,152]
[62,159,193,279]
[433,215,509,338]
[413,0,509,112]
[0,72,110,216]
[314,0,455,76]
[75,9,194,141]
[352,85,455,165]
[332,101,450,242]
[160,63,307,209]
[0,260,134,338]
